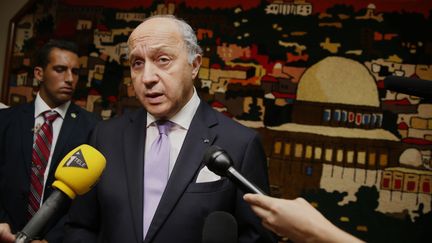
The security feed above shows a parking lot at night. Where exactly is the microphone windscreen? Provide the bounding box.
[383,75,432,99]
[202,211,238,243]
[52,144,106,199]
[203,145,266,195]
[203,145,232,177]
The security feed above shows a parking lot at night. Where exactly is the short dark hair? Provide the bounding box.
[34,39,79,68]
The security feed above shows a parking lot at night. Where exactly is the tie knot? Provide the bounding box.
[43,110,59,123]
[156,120,172,135]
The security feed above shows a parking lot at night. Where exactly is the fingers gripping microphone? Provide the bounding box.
[15,144,106,243]
[202,211,238,243]
[203,145,266,195]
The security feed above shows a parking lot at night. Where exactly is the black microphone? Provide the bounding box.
[15,145,106,243]
[202,211,238,243]
[16,190,70,243]
[203,145,266,195]
[383,75,432,99]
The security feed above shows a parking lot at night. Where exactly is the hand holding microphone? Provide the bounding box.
[243,194,364,243]
[203,145,266,195]
[203,146,363,243]
[0,223,15,243]
[15,144,106,243]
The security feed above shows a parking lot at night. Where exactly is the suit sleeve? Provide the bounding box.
[235,132,277,243]
[63,125,101,243]
[0,109,12,225]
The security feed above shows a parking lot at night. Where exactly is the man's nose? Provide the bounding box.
[64,69,74,83]
[141,63,159,85]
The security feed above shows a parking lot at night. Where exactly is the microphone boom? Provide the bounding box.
[203,145,266,195]
[383,75,432,99]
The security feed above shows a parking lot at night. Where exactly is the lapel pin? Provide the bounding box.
[203,138,209,144]
[32,124,42,133]
[71,113,77,118]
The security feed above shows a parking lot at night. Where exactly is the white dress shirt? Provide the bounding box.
[145,89,201,175]
[33,93,70,203]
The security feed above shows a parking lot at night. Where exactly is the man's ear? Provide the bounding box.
[191,54,202,79]
[34,66,44,82]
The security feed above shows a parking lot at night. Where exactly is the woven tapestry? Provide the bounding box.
[3,0,432,241]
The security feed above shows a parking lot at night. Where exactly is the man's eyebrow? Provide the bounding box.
[52,65,79,70]
[129,45,174,57]
[128,48,148,60]
[128,52,138,60]
[52,65,68,69]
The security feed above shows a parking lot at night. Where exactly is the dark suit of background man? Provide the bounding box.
[0,40,99,242]
[64,15,275,243]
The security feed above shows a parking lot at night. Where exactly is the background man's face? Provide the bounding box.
[35,48,79,108]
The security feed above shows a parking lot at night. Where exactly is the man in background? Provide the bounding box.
[65,15,275,243]
[0,39,99,242]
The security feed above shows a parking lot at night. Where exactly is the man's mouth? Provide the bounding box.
[146,92,164,104]
[60,87,73,94]
[146,92,162,98]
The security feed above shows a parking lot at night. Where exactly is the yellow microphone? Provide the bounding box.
[52,144,106,199]
[15,144,106,243]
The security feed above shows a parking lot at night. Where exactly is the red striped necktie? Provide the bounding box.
[27,110,59,218]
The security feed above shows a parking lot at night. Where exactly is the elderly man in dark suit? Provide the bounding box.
[64,15,275,243]
[0,39,99,242]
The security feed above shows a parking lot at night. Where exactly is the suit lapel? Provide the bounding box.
[123,109,147,242]
[20,103,36,177]
[144,102,218,242]
[48,104,80,178]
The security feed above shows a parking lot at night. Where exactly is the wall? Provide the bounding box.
[0,0,27,99]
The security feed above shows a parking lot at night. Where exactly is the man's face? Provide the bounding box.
[128,17,201,119]
[35,48,79,108]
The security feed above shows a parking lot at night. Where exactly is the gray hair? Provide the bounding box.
[135,15,203,64]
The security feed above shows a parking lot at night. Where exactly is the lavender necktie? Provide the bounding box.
[143,120,172,238]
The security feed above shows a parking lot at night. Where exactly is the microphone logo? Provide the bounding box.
[63,149,88,169]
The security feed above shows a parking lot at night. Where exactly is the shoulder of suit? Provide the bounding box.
[207,104,256,135]
[96,107,143,127]
[0,102,32,118]
[0,103,33,130]
[67,103,101,123]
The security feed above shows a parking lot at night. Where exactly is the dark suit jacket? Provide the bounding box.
[0,102,99,241]
[65,101,275,243]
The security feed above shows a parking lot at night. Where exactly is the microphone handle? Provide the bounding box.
[384,76,432,99]
[227,167,267,195]
[15,190,71,243]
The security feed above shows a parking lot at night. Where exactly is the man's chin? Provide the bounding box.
[145,106,172,119]
[53,95,72,106]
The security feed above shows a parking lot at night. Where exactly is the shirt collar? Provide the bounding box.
[34,93,71,119]
[146,87,201,130]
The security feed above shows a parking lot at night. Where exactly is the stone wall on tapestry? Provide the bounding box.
[3,0,432,242]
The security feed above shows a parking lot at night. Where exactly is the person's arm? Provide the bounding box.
[235,134,276,243]
[243,194,364,243]
[0,110,14,235]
